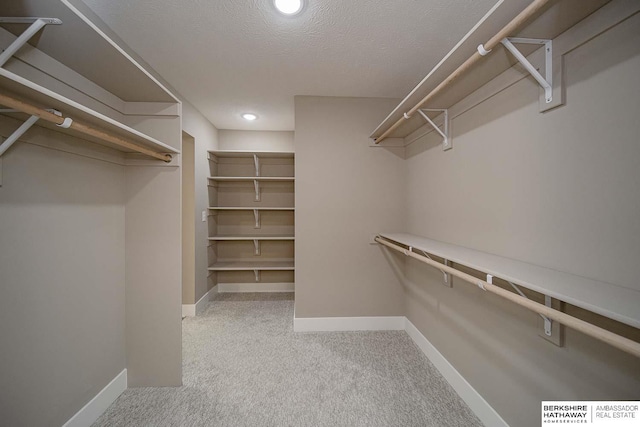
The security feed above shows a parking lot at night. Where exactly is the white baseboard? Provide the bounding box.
[62,369,127,427]
[404,319,508,427]
[182,286,217,317]
[218,282,295,293]
[293,315,405,332]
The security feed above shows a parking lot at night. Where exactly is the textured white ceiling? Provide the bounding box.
[81,0,500,130]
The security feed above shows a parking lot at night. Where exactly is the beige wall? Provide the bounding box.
[403,13,640,427]
[182,101,219,304]
[218,130,294,152]
[182,133,196,304]
[125,164,182,386]
[294,96,406,318]
[0,130,126,427]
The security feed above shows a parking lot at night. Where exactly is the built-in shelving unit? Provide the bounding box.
[207,150,295,292]
[0,0,180,162]
[369,0,617,147]
[0,0,184,386]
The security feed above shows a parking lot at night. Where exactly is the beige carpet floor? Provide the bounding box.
[93,292,482,427]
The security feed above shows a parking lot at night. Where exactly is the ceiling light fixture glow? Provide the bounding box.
[242,113,258,121]
[274,0,303,15]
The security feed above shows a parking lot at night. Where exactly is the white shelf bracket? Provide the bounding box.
[417,109,451,151]
[416,248,451,287]
[0,17,63,68]
[253,239,261,256]
[253,154,260,177]
[508,281,552,336]
[254,179,261,202]
[0,114,39,157]
[443,259,452,287]
[253,209,261,229]
[253,269,260,282]
[501,37,553,103]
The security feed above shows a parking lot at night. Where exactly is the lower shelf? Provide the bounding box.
[208,260,295,271]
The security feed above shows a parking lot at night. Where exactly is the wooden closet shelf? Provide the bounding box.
[208,150,294,158]
[208,235,295,241]
[208,260,295,271]
[207,176,294,181]
[207,207,295,211]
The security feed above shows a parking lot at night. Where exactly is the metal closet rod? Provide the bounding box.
[0,92,173,162]
[375,236,640,359]
[374,0,552,144]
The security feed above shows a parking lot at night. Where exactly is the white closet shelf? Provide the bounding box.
[208,235,294,241]
[208,150,294,158]
[207,176,294,181]
[208,260,295,271]
[379,233,640,329]
[208,206,295,211]
[0,69,179,157]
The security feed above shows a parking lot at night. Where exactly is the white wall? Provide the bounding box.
[294,96,405,318]
[403,12,640,427]
[0,127,126,426]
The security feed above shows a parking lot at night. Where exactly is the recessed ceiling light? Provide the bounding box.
[274,0,303,15]
[242,113,258,121]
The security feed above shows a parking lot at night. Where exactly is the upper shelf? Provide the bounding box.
[0,0,176,103]
[370,0,612,141]
[378,233,640,329]
[0,70,179,156]
[0,0,180,159]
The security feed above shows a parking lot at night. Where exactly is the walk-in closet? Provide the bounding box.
[1,0,638,426]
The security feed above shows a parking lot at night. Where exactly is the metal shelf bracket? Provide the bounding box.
[417,109,451,151]
[253,209,261,229]
[0,17,63,68]
[508,280,553,336]
[253,269,260,282]
[253,239,261,256]
[253,154,260,177]
[501,37,553,103]
[253,179,261,201]
[415,248,451,287]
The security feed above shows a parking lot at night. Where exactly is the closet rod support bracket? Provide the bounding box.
[45,109,73,129]
[0,17,63,68]
[544,295,553,336]
[417,109,451,151]
[443,259,452,287]
[501,37,553,103]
